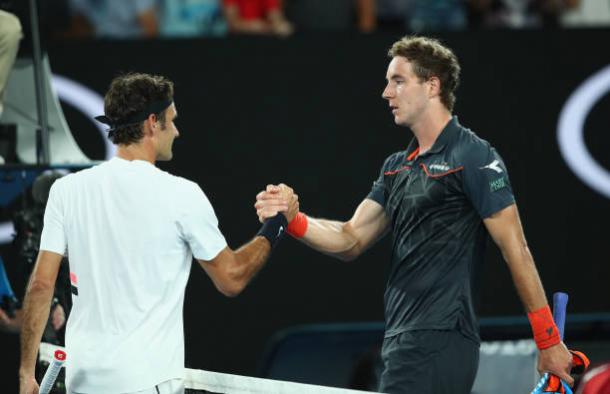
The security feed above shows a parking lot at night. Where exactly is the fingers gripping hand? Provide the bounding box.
[278,184,299,222]
[538,342,574,387]
[254,184,299,223]
[255,185,287,223]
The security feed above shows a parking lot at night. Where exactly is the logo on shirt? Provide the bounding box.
[490,177,508,192]
[70,272,79,296]
[480,160,503,174]
[428,163,451,172]
[277,226,284,238]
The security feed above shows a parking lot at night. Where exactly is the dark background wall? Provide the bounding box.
[4,30,610,379]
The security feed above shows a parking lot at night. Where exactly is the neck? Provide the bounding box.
[409,107,452,154]
[116,142,156,164]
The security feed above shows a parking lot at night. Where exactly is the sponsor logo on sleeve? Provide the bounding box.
[490,177,508,192]
[480,160,504,174]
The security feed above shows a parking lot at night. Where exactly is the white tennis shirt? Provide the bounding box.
[39,157,227,393]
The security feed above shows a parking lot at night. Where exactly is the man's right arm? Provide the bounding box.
[298,199,389,261]
[256,186,389,261]
[20,251,63,394]
[197,237,272,297]
[193,185,298,297]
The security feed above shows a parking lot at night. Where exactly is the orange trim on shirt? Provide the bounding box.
[406,147,420,161]
[384,166,411,176]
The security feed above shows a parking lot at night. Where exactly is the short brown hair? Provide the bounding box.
[103,73,174,145]
[388,36,460,111]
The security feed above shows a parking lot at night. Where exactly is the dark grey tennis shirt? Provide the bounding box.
[368,116,515,342]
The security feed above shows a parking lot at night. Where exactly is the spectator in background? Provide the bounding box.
[285,0,375,32]
[577,363,610,394]
[468,0,579,28]
[69,0,159,39]
[0,9,22,116]
[377,0,410,32]
[160,0,227,37]
[561,0,610,27]
[0,307,22,333]
[377,0,468,32]
[0,303,65,334]
[405,0,468,32]
[223,0,294,36]
[356,0,376,32]
[1,171,69,336]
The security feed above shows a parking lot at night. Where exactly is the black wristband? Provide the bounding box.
[257,214,288,248]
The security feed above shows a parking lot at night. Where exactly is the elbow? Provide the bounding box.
[27,278,54,294]
[336,222,364,262]
[337,250,359,262]
[218,280,246,298]
[500,239,533,267]
[336,236,362,262]
[218,265,248,298]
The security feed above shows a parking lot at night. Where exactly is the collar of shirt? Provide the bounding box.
[404,116,461,163]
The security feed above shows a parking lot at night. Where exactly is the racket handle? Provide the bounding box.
[553,292,569,341]
[39,350,66,394]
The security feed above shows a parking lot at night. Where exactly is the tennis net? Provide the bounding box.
[39,343,379,394]
[184,368,378,394]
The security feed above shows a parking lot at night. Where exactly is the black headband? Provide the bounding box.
[94,99,173,130]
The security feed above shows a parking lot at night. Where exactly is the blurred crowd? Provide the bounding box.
[6,0,610,40]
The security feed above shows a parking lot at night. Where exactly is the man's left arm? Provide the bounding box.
[484,204,573,385]
[19,251,63,393]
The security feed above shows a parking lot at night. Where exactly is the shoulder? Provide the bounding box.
[178,178,205,198]
[163,173,212,205]
[49,166,94,190]
[164,172,199,192]
[451,127,498,168]
[380,150,406,172]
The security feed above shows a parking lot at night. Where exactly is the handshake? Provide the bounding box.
[254,183,299,224]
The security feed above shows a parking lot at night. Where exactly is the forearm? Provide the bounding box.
[503,243,575,380]
[501,243,548,312]
[230,236,272,288]
[256,192,386,262]
[300,217,360,261]
[19,281,54,377]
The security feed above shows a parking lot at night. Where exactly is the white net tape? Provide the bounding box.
[184,368,377,394]
[39,343,379,394]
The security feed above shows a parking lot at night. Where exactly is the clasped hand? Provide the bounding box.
[254,183,299,223]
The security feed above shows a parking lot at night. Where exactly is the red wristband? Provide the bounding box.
[527,305,561,350]
[287,212,308,238]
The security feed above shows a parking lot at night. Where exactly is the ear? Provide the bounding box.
[143,114,157,137]
[427,76,441,98]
